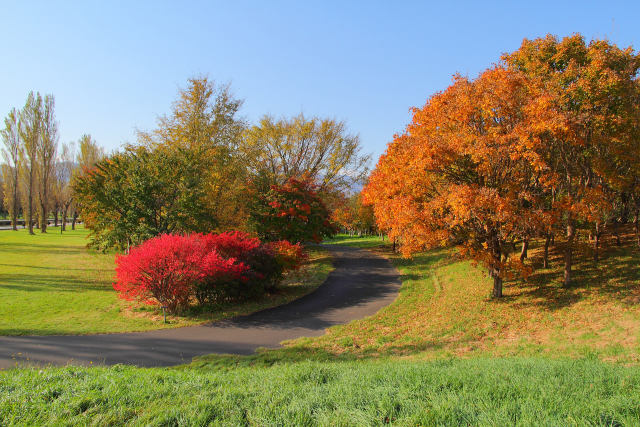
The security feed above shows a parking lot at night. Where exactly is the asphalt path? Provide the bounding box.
[0,245,401,368]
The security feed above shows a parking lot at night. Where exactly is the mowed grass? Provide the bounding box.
[323,234,391,249]
[2,358,640,425]
[296,231,640,362]
[0,227,333,335]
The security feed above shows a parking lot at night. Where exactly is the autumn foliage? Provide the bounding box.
[331,192,376,236]
[250,176,335,243]
[113,232,306,312]
[268,240,308,272]
[364,34,640,297]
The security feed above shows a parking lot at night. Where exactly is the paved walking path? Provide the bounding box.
[0,245,400,368]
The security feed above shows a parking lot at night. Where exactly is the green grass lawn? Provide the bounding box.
[323,233,388,249]
[0,227,333,335]
[2,358,639,425]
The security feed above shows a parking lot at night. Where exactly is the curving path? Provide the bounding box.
[0,245,400,369]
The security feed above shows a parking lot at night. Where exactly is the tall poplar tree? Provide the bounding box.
[57,142,77,232]
[37,94,58,232]
[1,108,22,230]
[19,92,42,235]
[77,134,105,170]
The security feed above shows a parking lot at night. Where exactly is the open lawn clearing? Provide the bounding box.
[0,245,397,368]
[0,228,332,335]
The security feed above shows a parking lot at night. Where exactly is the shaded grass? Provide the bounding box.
[2,358,640,425]
[0,228,333,335]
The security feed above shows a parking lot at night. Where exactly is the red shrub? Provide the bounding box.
[113,232,309,312]
[200,231,261,260]
[194,250,252,304]
[114,234,205,313]
[202,231,285,293]
[268,240,307,272]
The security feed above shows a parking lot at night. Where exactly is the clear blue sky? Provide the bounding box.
[2,1,638,161]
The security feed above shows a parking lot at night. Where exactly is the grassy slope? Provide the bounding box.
[0,227,333,335]
[299,232,640,362]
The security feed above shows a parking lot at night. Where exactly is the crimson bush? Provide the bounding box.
[113,232,305,312]
[114,234,206,313]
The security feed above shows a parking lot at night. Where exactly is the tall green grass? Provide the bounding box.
[2,358,639,425]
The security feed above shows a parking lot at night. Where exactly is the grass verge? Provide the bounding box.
[2,358,639,425]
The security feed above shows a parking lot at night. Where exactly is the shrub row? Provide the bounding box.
[113,232,306,313]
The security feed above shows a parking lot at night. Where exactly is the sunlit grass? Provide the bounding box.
[3,358,640,424]
[323,233,387,249]
[0,227,333,335]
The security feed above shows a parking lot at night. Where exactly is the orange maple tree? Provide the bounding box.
[503,34,640,285]
[364,34,640,297]
[365,67,548,297]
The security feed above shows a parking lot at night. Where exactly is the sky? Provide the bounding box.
[2,1,639,163]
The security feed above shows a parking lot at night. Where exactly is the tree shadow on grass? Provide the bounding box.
[0,242,82,256]
[502,231,640,311]
[0,273,112,292]
[0,263,112,273]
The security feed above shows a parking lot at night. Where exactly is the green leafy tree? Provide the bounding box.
[138,77,248,231]
[74,144,215,251]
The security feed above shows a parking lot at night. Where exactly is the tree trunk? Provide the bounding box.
[613,220,621,246]
[11,168,18,231]
[53,209,59,227]
[635,210,639,247]
[563,220,575,288]
[492,274,503,298]
[543,234,551,268]
[72,211,78,230]
[593,223,600,263]
[61,206,68,232]
[489,231,503,298]
[27,169,34,235]
[39,198,47,233]
[520,238,529,262]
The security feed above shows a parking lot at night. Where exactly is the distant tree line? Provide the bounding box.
[1,92,105,233]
